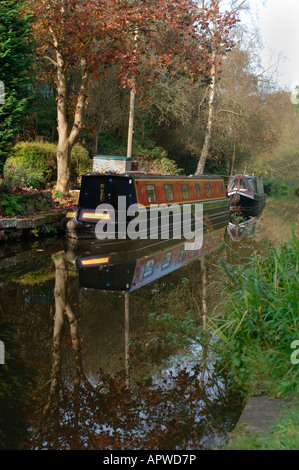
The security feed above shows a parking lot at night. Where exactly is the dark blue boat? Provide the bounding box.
[227,174,266,218]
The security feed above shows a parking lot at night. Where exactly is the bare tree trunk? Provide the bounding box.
[54,36,89,193]
[94,133,98,156]
[127,89,135,159]
[55,43,71,194]
[196,51,216,174]
[127,27,138,159]
[230,136,236,175]
[56,132,72,194]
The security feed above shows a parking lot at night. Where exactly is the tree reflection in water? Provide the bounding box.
[27,251,242,451]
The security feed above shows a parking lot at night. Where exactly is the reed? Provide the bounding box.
[209,233,299,398]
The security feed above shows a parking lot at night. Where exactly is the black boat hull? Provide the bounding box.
[63,199,230,242]
[229,192,266,218]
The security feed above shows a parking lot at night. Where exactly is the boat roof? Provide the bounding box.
[230,174,261,181]
[82,172,224,180]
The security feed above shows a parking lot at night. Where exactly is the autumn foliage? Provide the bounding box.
[25,0,238,191]
[28,0,215,85]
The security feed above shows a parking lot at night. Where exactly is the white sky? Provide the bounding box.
[241,0,299,93]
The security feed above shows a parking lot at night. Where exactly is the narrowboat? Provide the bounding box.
[63,172,230,241]
[65,225,226,292]
[227,174,266,218]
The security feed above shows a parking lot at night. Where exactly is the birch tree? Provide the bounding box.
[195,0,246,174]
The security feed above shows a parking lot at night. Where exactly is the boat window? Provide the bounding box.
[99,183,105,202]
[205,183,212,197]
[144,259,155,278]
[228,176,234,186]
[146,184,157,203]
[246,178,257,193]
[239,179,246,190]
[196,183,201,198]
[165,183,174,201]
[232,178,238,190]
[162,252,172,269]
[181,183,189,200]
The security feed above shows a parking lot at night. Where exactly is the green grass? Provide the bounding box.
[226,404,299,450]
[209,233,299,399]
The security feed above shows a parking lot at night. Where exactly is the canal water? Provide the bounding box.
[0,196,298,450]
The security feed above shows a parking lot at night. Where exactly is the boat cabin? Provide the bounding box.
[228,174,264,196]
[77,173,227,209]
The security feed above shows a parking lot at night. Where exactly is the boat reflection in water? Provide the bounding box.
[65,226,226,293]
[226,218,258,242]
[226,195,265,244]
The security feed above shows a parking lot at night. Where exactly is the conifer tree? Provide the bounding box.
[0,0,34,171]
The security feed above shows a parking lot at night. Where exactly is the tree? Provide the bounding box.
[83,68,128,156]
[0,0,34,172]
[212,47,258,174]
[195,0,245,174]
[28,0,208,193]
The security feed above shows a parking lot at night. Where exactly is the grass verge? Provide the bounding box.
[226,404,299,450]
[208,233,299,448]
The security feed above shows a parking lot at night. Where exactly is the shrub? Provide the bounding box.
[3,159,46,189]
[134,144,182,175]
[3,141,91,189]
[264,180,290,196]
[70,144,91,185]
[12,142,57,182]
[0,193,25,216]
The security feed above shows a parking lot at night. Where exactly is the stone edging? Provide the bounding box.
[0,211,68,242]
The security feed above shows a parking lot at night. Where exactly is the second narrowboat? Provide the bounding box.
[227,174,266,218]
